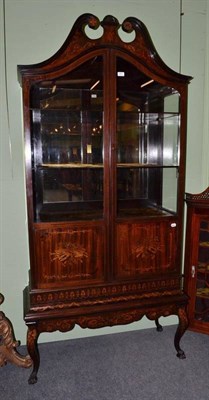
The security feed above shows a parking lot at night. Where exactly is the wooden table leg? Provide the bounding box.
[27,325,40,384]
[174,306,188,359]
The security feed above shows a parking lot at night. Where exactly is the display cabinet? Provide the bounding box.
[18,14,192,383]
[184,187,209,335]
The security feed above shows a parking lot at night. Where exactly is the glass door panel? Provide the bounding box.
[116,57,180,218]
[30,57,104,222]
[195,219,209,322]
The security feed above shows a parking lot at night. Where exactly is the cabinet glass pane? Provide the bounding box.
[195,220,209,322]
[116,57,179,217]
[30,57,104,222]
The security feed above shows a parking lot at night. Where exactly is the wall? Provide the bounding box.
[181,0,208,192]
[0,0,208,345]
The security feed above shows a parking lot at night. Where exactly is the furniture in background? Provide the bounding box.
[0,293,32,368]
[18,13,192,383]
[184,187,209,335]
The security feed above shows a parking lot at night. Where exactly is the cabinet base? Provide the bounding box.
[24,292,189,384]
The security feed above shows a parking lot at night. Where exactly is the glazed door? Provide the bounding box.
[30,56,105,223]
[29,54,110,288]
[113,55,181,279]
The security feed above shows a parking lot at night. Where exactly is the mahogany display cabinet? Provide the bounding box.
[184,187,209,335]
[18,14,192,383]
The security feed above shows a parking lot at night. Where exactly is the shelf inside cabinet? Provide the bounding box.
[198,263,209,274]
[39,163,179,169]
[117,163,179,168]
[196,288,209,299]
[117,206,174,218]
[40,163,103,168]
[199,241,209,248]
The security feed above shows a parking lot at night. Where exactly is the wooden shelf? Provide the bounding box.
[196,288,209,299]
[198,265,209,274]
[41,163,103,168]
[39,162,179,169]
[199,241,209,248]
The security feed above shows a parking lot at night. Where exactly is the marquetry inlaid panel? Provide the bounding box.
[116,221,177,279]
[29,276,181,311]
[34,224,105,288]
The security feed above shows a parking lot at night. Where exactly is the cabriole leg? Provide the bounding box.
[27,325,40,384]
[174,306,188,359]
[155,318,163,332]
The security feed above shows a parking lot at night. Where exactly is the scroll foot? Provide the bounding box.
[176,349,186,359]
[28,371,38,385]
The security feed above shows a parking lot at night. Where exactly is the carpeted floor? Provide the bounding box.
[0,325,209,400]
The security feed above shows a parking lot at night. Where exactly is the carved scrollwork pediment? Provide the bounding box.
[18,14,192,85]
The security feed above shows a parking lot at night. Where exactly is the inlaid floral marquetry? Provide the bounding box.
[34,225,105,286]
[51,241,88,267]
[49,241,91,280]
[132,236,162,260]
[116,222,176,278]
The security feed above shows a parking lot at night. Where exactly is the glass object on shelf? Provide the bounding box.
[195,220,209,323]
[116,57,179,217]
[30,56,104,222]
